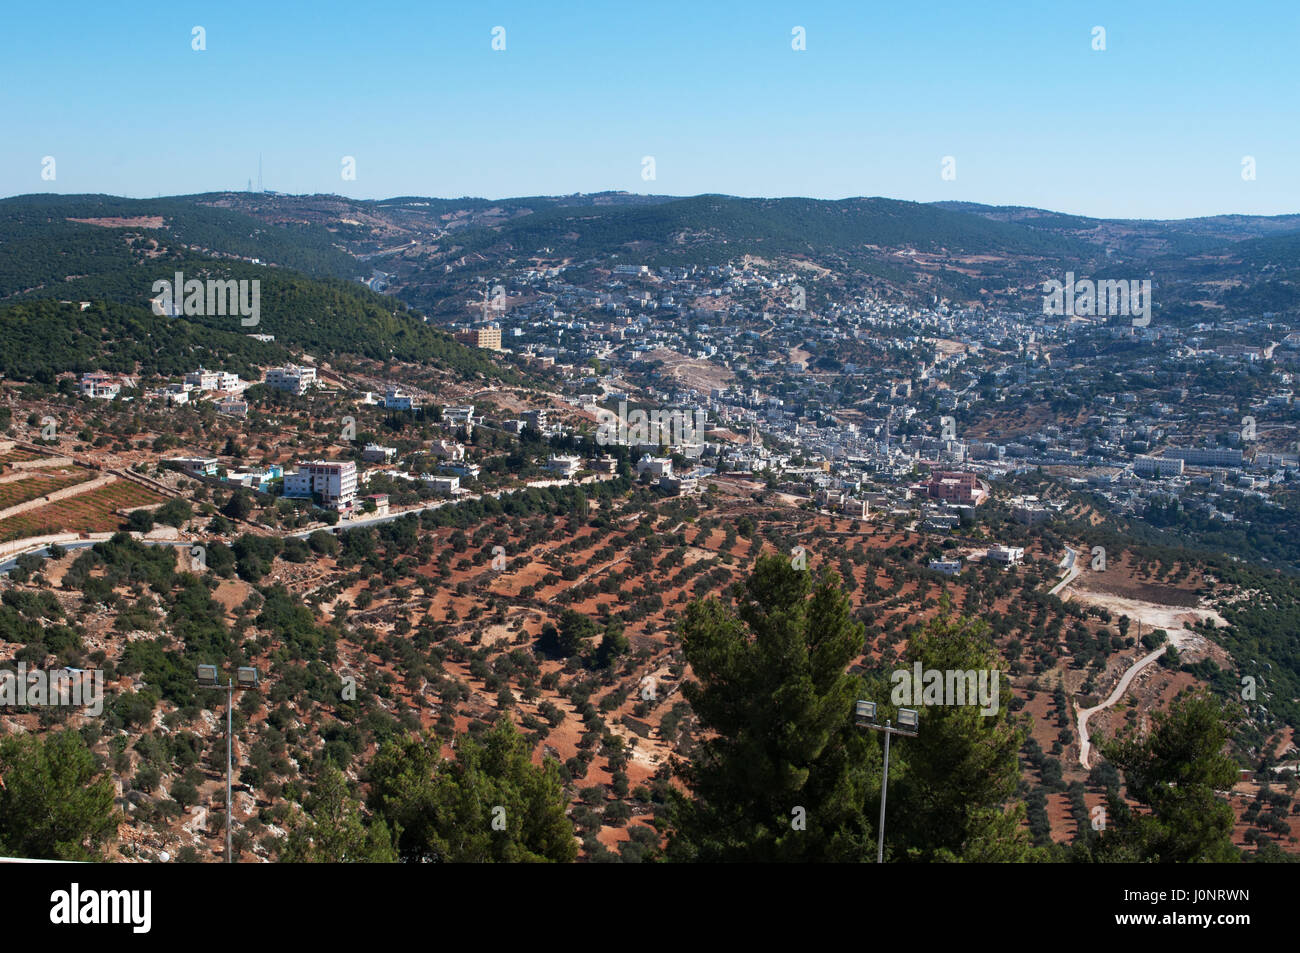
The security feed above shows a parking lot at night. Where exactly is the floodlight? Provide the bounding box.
[196,664,218,686]
[236,667,259,688]
[855,700,876,725]
[897,708,920,731]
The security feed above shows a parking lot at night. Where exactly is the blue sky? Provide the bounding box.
[3,0,1297,218]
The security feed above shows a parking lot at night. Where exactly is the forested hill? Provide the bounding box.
[0,193,358,290]
[0,290,506,385]
[0,195,512,383]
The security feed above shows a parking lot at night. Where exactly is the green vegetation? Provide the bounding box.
[666,554,875,861]
[280,763,398,863]
[0,729,119,861]
[367,717,577,862]
[1090,690,1240,863]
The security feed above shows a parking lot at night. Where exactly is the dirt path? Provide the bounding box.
[1050,553,1221,769]
[1076,638,1178,769]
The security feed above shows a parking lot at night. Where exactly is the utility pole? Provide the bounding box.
[197,665,259,862]
[855,701,919,863]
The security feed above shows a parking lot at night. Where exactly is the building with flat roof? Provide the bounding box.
[265,364,317,395]
[165,456,219,477]
[283,460,357,505]
[384,388,420,411]
[546,455,582,478]
[927,470,983,505]
[985,545,1025,567]
[636,454,673,479]
[423,475,460,496]
[1134,455,1185,478]
[457,325,503,351]
[1166,447,1242,468]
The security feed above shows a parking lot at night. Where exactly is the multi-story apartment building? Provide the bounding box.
[546,455,582,478]
[185,368,220,391]
[265,364,317,395]
[635,454,673,479]
[1166,447,1243,467]
[283,460,357,505]
[1134,455,1185,478]
[384,388,420,411]
[457,325,503,351]
[186,368,245,393]
[927,470,982,505]
[423,475,460,496]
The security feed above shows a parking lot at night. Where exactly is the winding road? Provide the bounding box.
[1075,637,1186,769]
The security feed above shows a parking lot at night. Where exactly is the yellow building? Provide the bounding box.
[458,325,502,351]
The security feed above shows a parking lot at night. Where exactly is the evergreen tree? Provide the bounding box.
[1092,689,1240,863]
[594,619,629,669]
[368,718,577,862]
[665,555,875,861]
[0,729,119,861]
[280,763,398,863]
[885,606,1033,862]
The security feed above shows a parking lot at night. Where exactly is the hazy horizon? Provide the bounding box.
[7,188,1300,224]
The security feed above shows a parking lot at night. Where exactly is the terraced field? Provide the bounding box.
[0,469,92,510]
[0,479,165,541]
[0,447,41,465]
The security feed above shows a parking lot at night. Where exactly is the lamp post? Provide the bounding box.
[855,700,919,864]
[197,664,259,863]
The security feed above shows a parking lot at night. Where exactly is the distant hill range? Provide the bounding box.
[4,191,1300,347]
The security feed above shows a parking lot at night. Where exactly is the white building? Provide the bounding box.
[442,405,475,426]
[1133,455,1185,478]
[636,454,673,479]
[423,474,460,496]
[362,444,396,463]
[384,388,420,411]
[546,455,582,478]
[166,456,219,477]
[185,368,221,391]
[429,440,465,462]
[80,373,122,400]
[985,546,1025,567]
[265,364,317,395]
[283,460,357,505]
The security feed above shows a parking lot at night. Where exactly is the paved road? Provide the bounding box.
[0,475,616,569]
[0,538,191,574]
[287,475,614,538]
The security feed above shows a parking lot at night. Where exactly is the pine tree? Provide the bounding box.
[280,763,398,862]
[368,718,577,862]
[885,605,1033,861]
[0,729,119,861]
[1092,689,1240,863]
[665,554,876,861]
